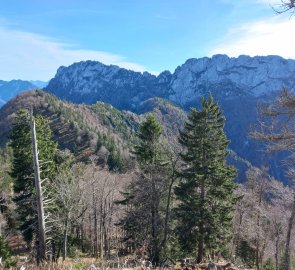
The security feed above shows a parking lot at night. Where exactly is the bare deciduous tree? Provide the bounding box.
[252,89,295,270]
[232,167,292,269]
[272,0,295,14]
[82,158,129,259]
[51,163,85,261]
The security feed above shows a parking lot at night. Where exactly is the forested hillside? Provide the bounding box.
[0,89,294,269]
[45,55,295,182]
[2,0,295,268]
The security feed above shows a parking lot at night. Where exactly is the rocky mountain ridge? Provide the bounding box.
[169,54,295,105]
[46,54,295,110]
[45,54,295,181]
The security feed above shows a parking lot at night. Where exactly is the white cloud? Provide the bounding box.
[0,26,149,81]
[209,16,295,59]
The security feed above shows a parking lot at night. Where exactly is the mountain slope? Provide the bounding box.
[0,91,189,169]
[0,90,251,180]
[45,55,295,180]
[0,90,139,166]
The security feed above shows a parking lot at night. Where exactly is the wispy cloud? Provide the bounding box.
[209,16,295,59]
[0,25,149,81]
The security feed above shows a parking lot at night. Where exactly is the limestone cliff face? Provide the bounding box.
[45,55,295,181]
[46,60,169,110]
[169,54,295,105]
[46,55,295,109]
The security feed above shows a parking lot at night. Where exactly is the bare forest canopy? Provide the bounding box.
[0,89,295,270]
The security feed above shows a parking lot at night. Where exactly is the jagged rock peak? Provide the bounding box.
[55,60,155,78]
[46,54,295,110]
[168,54,295,105]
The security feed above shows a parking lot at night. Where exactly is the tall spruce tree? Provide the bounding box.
[9,109,57,253]
[174,95,237,262]
[119,114,167,264]
[135,114,164,263]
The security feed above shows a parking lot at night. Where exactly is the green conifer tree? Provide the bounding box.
[119,114,166,264]
[134,114,163,164]
[174,95,237,262]
[9,109,57,248]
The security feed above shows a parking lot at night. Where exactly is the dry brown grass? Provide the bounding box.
[7,256,139,270]
[8,257,101,270]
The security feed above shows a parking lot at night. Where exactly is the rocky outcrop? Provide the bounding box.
[46,61,169,110]
[169,55,295,105]
[45,55,295,182]
[46,55,295,110]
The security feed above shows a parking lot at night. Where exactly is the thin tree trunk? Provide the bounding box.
[275,232,279,270]
[62,217,68,261]
[255,186,264,270]
[104,224,108,258]
[162,155,179,252]
[197,178,205,263]
[100,223,104,259]
[283,192,295,270]
[81,220,84,253]
[56,240,62,260]
[100,207,104,260]
[88,212,92,255]
[30,110,46,263]
[151,172,159,264]
[93,190,98,257]
[231,210,244,257]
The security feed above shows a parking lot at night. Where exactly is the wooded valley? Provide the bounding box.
[0,90,295,270]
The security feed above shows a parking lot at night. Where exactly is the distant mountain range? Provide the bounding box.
[1,54,295,182]
[45,55,295,181]
[46,55,295,109]
[0,80,48,107]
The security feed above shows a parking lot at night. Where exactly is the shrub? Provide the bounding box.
[236,239,255,266]
[263,258,275,270]
[0,236,16,268]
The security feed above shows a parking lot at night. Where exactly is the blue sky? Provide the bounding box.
[0,0,294,80]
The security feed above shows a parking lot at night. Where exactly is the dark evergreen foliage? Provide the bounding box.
[119,114,167,264]
[174,95,237,262]
[9,109,57,246]
[133,114,163,165]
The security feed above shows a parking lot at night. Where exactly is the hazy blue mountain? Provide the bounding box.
[30,80,48,88]
[0,80,38,106]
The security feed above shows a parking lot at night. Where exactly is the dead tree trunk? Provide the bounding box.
[30,110,46,263]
